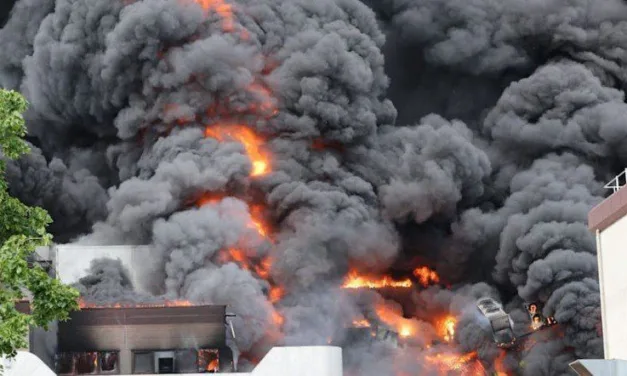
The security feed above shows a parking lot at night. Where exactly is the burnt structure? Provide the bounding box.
[54,305,233,374]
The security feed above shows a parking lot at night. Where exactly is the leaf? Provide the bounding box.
[0,89,79,359]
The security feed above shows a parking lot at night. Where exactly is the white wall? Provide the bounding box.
[252,346,342,376]
[597,214,627,359]
[1,352,56,376]
[52,245,163,295]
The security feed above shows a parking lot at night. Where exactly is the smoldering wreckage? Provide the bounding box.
[0,0,621,374]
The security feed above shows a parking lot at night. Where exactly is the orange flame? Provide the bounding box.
[78,298,193,309]
[249,204,270,237]
[195,0,235,32]
[272,310,284,326]
[269,286,284,303]
[197,195,221,207]
[438,316,456,343]
[342,270,412,289]
[424,351,485,375]
[374,304,417,338]
[412,266,440,287]
[495,351,508,375]
[352,319,371,328]
[206,358,219,372]
[205,125,270,176]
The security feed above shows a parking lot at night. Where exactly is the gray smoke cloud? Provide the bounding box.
[4,143,109,241]
[76,258,157,304]
[0,0,620,373]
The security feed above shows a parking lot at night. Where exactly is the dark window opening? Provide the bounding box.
[75,352,98,374]
[197,349,220,373]
[158,357,174,373]
[56,352,75,374]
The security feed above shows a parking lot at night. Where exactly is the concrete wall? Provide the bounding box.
[51,245,163,295]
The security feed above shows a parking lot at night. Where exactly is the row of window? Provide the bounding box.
[56,349,220,374]
[57,352,118,375]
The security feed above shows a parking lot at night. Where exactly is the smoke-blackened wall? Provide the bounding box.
[0,0,619,374]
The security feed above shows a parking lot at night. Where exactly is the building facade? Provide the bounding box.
[8,244,344,375]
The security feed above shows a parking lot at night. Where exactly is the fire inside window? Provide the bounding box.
[57,351,119,375]
[198,349,220,373]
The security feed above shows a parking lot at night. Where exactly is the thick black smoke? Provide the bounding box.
[0,0,620,374]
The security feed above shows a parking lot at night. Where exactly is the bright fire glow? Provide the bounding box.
[439,316,456,342]
[206,359,219,372]
[399,326,412,338]
[424,351,486,375]
[352,319,371,328]
[195,196,278,304]
[195,0,235,32]
[412,266,440,287]
[269,286,284,303]
[272,310,284,326]
[205,125,270,176]
[342,270,412,289]
[78,298,193,309]
[374,303,418,338]
[495,351,508,375]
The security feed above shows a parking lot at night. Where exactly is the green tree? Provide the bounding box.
[0,89,79,361]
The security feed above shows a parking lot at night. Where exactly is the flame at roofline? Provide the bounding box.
[77,298,199,309]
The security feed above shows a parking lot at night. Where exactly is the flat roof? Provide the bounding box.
[588,187,627,231]
[67,305,226,326]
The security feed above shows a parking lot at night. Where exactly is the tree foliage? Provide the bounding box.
[0,89,79,359]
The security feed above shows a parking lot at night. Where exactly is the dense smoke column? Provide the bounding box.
[358,0,627,373]
[0,0,442,370]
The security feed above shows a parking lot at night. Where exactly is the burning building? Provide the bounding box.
[5,245,343,375]
[0,0,621,374]
[55,305,232,374]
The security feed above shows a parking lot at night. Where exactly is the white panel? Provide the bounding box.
[570,359,627,376]
[598,214,627,360]
[53,245,163,295]
[252,346,343,376]
[1,351,56,376]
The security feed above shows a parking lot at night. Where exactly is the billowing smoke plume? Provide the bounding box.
[0,0,620,373]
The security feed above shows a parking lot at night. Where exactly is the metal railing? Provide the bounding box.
[604,168,627,193]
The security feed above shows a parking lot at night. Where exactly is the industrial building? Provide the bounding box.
[1,244,343,375]
[570,170,627,375]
